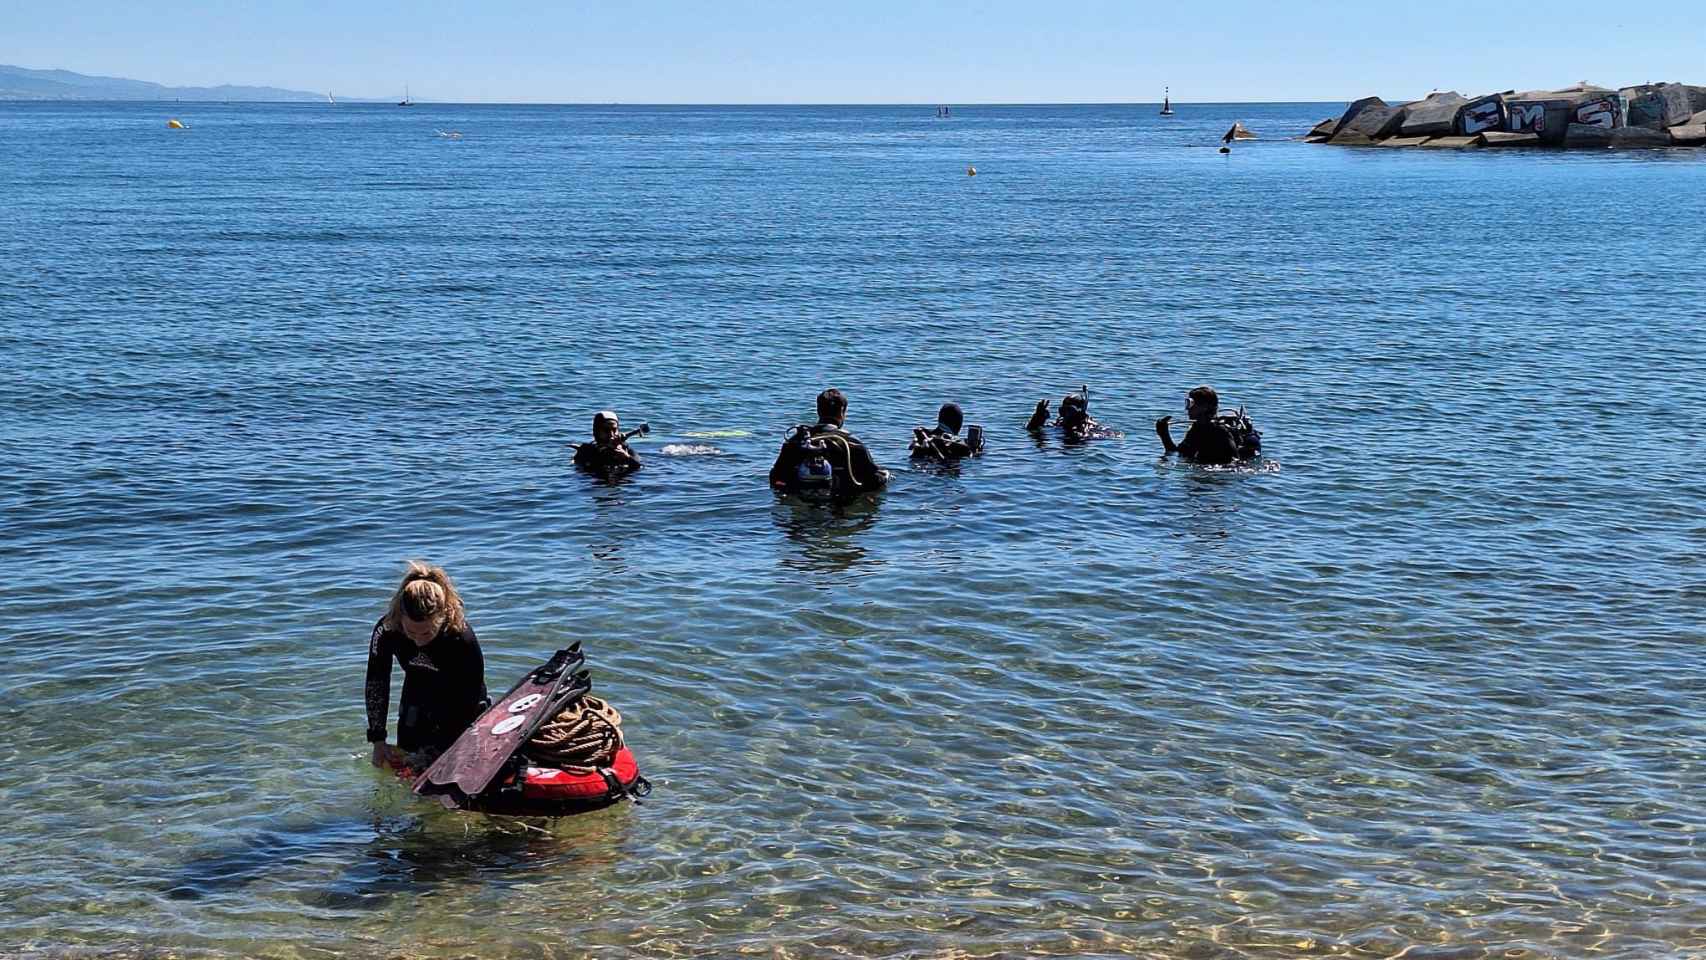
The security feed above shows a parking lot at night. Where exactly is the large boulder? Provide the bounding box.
[1612,126,1674,147]
[1308,118,1337,138]
[1400,91,1468,137]
[1669,124,1706,145]
[1330,97,1388,138]
[1688,86,1706,113]
[1421,136,1480,149]
[1328,129,1378,146]
[1334,102,1407,142]
[1622,83,1693,128]
[1477,131,1542,147]
[1566,123,1671,148]
[1506,92,1576,145]
[1566,123,1614,148]
[1379,136,1432,147]
[1457,93,1507,134]
[1569,88,1623,128]
[1663,84,1693,125]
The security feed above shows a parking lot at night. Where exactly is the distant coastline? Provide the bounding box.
[0,63,351,102]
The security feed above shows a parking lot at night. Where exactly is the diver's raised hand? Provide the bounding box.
[1026,399,1051,432]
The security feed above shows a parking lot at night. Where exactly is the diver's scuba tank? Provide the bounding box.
[787,425,838,497]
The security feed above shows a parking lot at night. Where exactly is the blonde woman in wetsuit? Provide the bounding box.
[365,562,489,769]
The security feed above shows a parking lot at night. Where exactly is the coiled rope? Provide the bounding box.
[522,696,625,770]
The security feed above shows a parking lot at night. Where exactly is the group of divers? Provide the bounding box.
[369,384,1261,814]
[572,383,1263,494]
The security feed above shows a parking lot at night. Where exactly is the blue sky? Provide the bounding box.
[7,1,1703,103]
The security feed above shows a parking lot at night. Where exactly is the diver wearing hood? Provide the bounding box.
[769,388,889,500]
[1026,386,1105,442]
[573,410,644,474]
[910,402,984,461]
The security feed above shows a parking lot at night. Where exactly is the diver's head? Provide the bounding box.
[817,389,848,426]
[936,402,963,435]
[1060,392,1089,429]
[388,561,467,646]
[1186,386,1219,421]
[592,410,619,444]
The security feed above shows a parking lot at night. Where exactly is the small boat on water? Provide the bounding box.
[1159,87,1175,116]
[398,85,414,107]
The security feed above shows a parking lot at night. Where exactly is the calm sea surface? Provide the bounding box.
[3,101,1705,959]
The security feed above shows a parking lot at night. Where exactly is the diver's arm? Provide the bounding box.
[850,441,889,488]
[768,445,794,488]
[613,443,642,471]
[455,626,490,729]
[365,621,398,767]
[1026,400,1050,432]
[1155,416,1179,453]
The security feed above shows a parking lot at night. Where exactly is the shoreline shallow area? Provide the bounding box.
[6,100,1706,959]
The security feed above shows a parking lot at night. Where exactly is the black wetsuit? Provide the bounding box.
[573,441,641,473]
[769,424,888,493]
[910,427,976,461]
[365,618,490,754]
[1177,419,1241,465]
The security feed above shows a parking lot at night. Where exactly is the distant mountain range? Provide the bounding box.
[0,64,347,101]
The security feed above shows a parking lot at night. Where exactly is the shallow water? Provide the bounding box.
[3,101,1706,959]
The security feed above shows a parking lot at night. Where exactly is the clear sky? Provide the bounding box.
[7,0,1703,103]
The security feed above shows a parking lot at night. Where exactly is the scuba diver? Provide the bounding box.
[365,562,489,769]
[769,388,889,501]
[910,402,984,461]
[572,410,645,474]
[1026,385,1110,442]
[1156,385,1262,464]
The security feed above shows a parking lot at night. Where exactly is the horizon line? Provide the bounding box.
[0,97,1350,107]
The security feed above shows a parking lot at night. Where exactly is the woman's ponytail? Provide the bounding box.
[384,561,469,634]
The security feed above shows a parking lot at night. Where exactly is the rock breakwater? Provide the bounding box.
[1308,82,1706,149]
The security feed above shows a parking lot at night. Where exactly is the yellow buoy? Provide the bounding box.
[167,119,185,129]
[966,165,977,176]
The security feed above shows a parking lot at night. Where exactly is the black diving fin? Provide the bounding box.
[413,644,591,805]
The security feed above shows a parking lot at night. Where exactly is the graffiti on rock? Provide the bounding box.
[1461,100,1504,134]
[1509,103,1547,133]
[1575,98,1619,128]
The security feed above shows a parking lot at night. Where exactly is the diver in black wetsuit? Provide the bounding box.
[1026,386,1108,442]
[910,402,983,461]
[573,410,643,474]
[769,388,889,499]
[1156,385,1262,464]
[365,562,489,768]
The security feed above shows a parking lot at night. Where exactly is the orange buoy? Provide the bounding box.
[167,119,185,129]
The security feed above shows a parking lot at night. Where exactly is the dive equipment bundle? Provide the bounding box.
[409,643,650,815]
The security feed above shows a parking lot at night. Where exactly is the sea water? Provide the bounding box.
[3,101,1705,958]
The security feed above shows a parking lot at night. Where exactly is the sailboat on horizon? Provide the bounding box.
[1159,86,1175,116]
[327,91,335,106]
[398,85,414,107]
